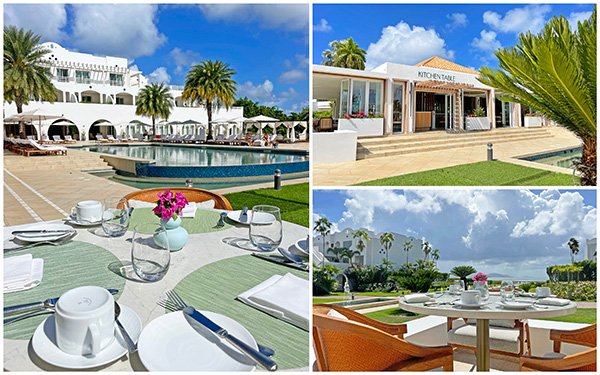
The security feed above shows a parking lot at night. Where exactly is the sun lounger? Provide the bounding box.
[52,135,65,143]
[221,134,237,145]
[106,135,118,142]
[252,134,265,146]
[21,139,67,156]
[96,134,109,143]
[63,135,77,143]
[116,135,127,142]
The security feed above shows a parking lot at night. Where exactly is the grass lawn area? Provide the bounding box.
[539,309,596,324]
[224,183,308,227]
[330,291,400,297]
[356,161,577,186]
[364,308,424,324]
[313,298,346,304]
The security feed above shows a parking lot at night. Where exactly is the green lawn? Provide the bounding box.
[224,183,309,227]
[313,298,346,304]
[356,161,578,186]
[539,309,596,324]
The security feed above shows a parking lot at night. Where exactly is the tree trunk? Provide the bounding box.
[152,116,156,139]
[206,100,213,140]
[16,100,25,138]
[578,136,596,186]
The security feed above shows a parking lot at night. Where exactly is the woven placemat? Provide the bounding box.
[129,208,232,234]
[4,241,125,340]
[172,255,309,370]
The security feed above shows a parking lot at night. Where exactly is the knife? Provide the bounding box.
[12,229,74,235]
[4,288,119,316]
[183,306,277,371]
[252,253,309,272]
[240,206,249,222]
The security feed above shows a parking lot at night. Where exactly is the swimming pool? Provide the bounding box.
[519,147,582,169]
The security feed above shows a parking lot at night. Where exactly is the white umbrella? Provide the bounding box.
[10,109,63,140]
[247,115,280,136]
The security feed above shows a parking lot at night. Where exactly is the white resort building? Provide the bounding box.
[314,227,426,269]
[4,42,246,140]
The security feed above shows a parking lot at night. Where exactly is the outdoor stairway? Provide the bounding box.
[357,127,554,160]
[3,149,113,172]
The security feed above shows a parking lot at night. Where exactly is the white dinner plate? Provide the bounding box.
[65,215,102,227]
[14,223,74,243]
[498,301,533,310]
[137,311,257,371]
[288,238,309,259]
[31,305,142,369]
[454,301,489,309]
[226,210,275,225]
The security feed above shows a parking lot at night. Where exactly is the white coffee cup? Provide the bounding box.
[461,290,481,305]
[536,286,551,297]
[55,286,115,356]
[71,200,103,223]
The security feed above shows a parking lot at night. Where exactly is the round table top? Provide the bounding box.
[3,215,308,371]
[398,293,577,320]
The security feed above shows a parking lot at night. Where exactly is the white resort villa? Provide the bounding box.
[4,42,306,142]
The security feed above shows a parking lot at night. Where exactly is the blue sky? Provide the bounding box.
[313,3,594,69]
[4,3,309,113]
[313,189,597,280]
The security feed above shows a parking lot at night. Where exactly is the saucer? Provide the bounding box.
[138,311,257,371]
[498,301,533,310]
[65,215,102,227]
[454,301,489,309]
[31,305,142,369]
[14,223,74,243]
[288,238,309,259]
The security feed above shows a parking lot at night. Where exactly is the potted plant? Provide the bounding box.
[152,190,189,251]
[472,272,489,300]
[524,112,543,127]
[338,112,384,136]
[465,107,490,130]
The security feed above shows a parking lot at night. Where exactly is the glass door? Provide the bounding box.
[339,79,349,118]
[445,94,453,129]
[392,83,403,133]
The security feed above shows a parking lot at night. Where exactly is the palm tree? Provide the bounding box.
[567,237,580,264]
[430,249,440,266]
[450,265,477,290]
[478,10,596,185]
[422,240,432,261]
[183,60,236,141]
[379,232,395,261]
[4,26,57,137]
[326,247,345,262]
[135,83,174,137]
[339,248,361,267]
[322,37,367,70]
[353,229,370,254]
[313,217,333,265]
[403,240,413,266]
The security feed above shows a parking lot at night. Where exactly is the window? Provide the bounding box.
[393,83,404,132]
[343,240,352,248]
[81,95,92,103]
[368,81,383,115]
[339,79,384,117]
[116,97,124,105]
[76,70,90,84]
[110,73,123,86]
[351,80,366,115]
[339,79,349,118]
[56,68,69,82]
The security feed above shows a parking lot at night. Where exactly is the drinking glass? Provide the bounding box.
[500,280,515,302]
[452,280,465,293]
[249,205,282,252]
[102,198,130,237]
[132,224,170,282]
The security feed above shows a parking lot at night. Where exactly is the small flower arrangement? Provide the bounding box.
[525,112,542,117]
[343,111,367,119]
[153,190,188,222]
[468,107,486,117]
[472,272,488,283]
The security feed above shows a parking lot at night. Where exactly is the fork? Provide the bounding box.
[5,232,77,254]
[158,290,275,357]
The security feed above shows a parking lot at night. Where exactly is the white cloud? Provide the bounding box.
[314,18,332,33]
[446,13,468,30]
[567,11,593,30]
[199,4,308,32]
[70,4,166,60]
[471,30,502,61]
[4,4,67,42]
[147,67,171,84]
[170,48,200,75]
[279,54,308,84]
[366,21,454,69]
[483,5,552,34]
[313,212,339,234]
[237,80,278,106]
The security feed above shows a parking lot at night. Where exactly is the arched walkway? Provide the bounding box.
[88,119,116,139]
[48,120,80,140]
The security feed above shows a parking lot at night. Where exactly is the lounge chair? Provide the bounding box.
[116,135,127,142]
[221,134,237,145]
[96,134,109,143]
[106,135,118,142]
[182,135,193,143]
[233,134,249,146]
[63,135,77,144]
[27,135,35,141]
[313,304,454,371]
[252,134,265,147]
[52,135,65,143]
[22,140,67,156]
[520,324,596,371]
[122,187,233,210]
[196,129,207,143]
[40,135,52,144]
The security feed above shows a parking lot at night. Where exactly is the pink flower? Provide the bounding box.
[153,189,189,221]
[472,272,488,282]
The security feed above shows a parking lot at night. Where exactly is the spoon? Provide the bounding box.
[114,302,137,353]
[5,231,78,254]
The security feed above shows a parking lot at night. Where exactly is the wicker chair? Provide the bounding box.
[520,324,596,372]
[313,304,454,372]
[122,187,233,210]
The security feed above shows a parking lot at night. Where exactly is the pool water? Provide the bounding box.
[520,147,581,169]
[84,144,306,166]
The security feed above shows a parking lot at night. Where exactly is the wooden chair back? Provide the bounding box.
[122,187,233,210]
[319,118,333,132]
[551,324,596,353]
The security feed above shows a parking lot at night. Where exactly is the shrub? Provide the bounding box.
[547,281,596,301]
[391,261,441,293]
[344,265,389,292]
[313,263,340,296]
[313,111,332,119]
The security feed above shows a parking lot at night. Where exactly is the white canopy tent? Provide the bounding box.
[247,115,280,136]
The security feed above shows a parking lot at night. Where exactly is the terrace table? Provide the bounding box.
[399,293,577,372]
[3,211,309,371]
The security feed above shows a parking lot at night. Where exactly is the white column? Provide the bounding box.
[408,82,415,133]
[384,78,394,135]
[489,90,496,129]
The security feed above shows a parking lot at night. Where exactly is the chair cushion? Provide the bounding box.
[542,352,567,359]
[448,324,521,353]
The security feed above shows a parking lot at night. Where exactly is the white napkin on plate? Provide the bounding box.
[537,297,571,306]
[237,273,309,330]
[404,293,435,303]
[4,254,44,293]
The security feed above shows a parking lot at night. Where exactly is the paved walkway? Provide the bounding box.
[313,127,581,186]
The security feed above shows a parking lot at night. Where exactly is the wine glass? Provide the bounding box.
[101,198,130,237]
[249,205,282,252]
[500,280,515,302]
[131,224,170,282]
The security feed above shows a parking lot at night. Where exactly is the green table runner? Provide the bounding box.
[172,255,309,370]
[129,208,232,234]
[4,241,125,340]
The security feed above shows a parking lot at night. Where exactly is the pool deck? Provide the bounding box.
[3,141,308,226]
[313,127,580,186]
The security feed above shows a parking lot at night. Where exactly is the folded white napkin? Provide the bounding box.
[4,254,44,293]
[237,273,309,331]
[127,199,215,215]
[537,297,571,306]
[404,293,435,303]
[180,202,197,218]
[127,199,155,208]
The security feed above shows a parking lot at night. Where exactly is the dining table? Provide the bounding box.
[3,207,309,371]
[398,292,577,372]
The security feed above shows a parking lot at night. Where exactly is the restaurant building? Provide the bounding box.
[312,56,528,137]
